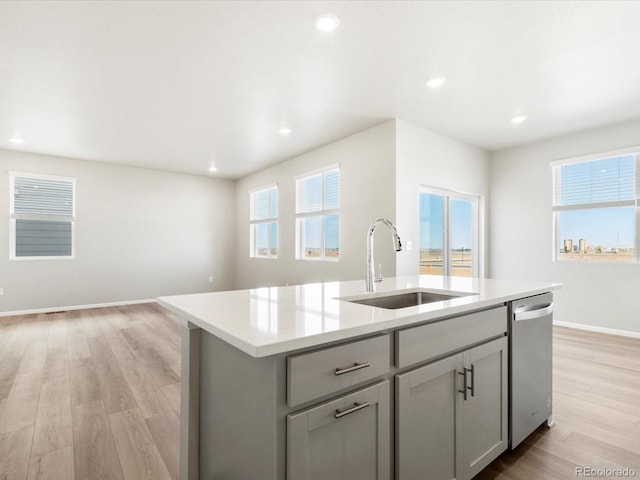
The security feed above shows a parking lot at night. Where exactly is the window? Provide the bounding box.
[249,185,278,258]
[10,172,76,259]
[419,187,479,277]
[295,166,340,261]
[552,151,639,262]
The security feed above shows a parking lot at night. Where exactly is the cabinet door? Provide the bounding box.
[462,336,508,479]
[395,353,464,480]
[287,381,390,480]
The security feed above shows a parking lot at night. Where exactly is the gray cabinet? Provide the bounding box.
[396,353,463,480]
[396,337,508,480]
[287,381,391,480]
[462,337,508,479]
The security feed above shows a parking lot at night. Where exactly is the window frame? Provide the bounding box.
[9,171,76,261]
[551,147,640,263]
[295,165,340,262]
[419,185,481,278]
[249,184,278,259]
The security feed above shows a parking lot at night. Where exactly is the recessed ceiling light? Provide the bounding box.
[425,77,446,88]
[278,127,292,136]
[9,136,24,145]
[315,14,340,32]
[511,115,527,124]
[208,166,218,173]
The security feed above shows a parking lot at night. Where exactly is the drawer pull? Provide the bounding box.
[457,370,468,401]
[335,362,371,376]
[334,402,370,419]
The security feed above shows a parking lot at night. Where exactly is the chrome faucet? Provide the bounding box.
[366,218,402,292]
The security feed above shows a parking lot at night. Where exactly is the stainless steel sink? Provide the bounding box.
[344,290,473,309]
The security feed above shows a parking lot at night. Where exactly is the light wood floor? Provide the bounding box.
[1,305,639,479]
[479,326,640,480]
[0,304,181,480]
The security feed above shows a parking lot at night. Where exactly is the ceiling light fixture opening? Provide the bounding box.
[278,127,292,136]
[426,77,446,88]
[9,136,24,145]
[208,166,218,173]
[511,115,527,124]
[315,14,340,32]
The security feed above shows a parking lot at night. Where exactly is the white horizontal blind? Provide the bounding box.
[250,186,277,221]
[11,173,75,258]
[324,170,340,210]
[14,176,74,217]
[296,168,340,213]
[553,155,637,208]
[249,185,278,258]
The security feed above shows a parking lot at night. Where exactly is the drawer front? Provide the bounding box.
[287,381,391,480]
[396,306,507,369]
[287,335,390,407]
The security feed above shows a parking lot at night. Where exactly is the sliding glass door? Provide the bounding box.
[419,188,479,277]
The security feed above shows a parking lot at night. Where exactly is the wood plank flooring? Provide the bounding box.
[1,304,639,479]
[0,304,180,480]
[478,326,640,480]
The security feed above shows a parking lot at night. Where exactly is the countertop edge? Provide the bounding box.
[158,283,560,358]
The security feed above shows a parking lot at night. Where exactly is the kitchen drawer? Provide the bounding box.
[396,306,507,369]
[287,381,390,480]
[287,334,390,407]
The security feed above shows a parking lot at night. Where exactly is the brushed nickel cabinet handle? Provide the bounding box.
[335,362,371,376]
[334,402,371,419]
[468,365,475,397]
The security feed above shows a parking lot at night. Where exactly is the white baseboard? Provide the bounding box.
[554,320,640,340]
[0,298,157,317]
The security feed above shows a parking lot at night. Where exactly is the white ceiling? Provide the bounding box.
[2,1,640,179]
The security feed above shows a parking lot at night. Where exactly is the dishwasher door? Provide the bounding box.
[509,293,553,449]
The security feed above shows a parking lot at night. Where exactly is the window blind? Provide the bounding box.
[553,155,637,207]
[296,169,340,213]
[251,186,277,220]
[324,170,340,210]
[14,176,74,217]
[249,185,278,258]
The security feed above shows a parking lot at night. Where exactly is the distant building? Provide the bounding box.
[578,239,587,253]
[563,239,573,253]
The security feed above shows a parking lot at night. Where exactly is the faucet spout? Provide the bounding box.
[366,218,402,293]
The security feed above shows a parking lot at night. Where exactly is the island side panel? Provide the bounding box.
[181,322,201,480]
[199,329,286,479]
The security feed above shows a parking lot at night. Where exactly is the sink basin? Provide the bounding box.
[344,290,473,310]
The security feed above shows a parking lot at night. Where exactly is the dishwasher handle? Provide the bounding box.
[514,303,553,321]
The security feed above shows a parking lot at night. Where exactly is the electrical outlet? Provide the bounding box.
[208,276,214,283]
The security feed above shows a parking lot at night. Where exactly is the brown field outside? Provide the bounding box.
[559,251,634,261]
[420,250,472,277]
[303,247,339,259]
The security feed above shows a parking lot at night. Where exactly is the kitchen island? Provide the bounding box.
[158,275,560,480]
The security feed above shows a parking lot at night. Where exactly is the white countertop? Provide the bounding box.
[157,275,561,358]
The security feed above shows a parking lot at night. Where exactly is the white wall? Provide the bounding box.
[0,149,236,313]
[235,121,397,289]
[490,119,640,334]
[395,120,491,277]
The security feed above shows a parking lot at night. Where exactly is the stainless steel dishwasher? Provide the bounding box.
[509,292,554,449]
